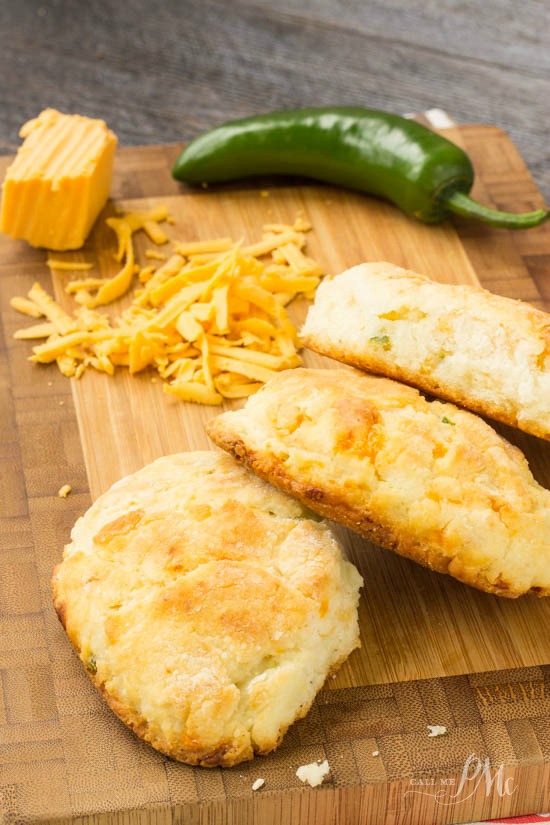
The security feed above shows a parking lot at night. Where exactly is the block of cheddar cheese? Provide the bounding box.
[0,109,117,250]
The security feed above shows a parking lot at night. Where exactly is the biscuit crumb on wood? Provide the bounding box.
[427,725,447,737]
[296,759,331,787]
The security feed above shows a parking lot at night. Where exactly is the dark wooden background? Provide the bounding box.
[0,0,549,201]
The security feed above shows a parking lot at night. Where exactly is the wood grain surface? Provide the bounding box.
[0,0,549,205]
[1,124,549,825]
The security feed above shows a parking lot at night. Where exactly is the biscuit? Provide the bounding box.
[206,368,550,598]
[52,451,362,767]
[300,262,550,440]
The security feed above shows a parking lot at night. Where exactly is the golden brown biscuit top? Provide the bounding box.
[206,369,550,597]
[52,451,362,766]
[301,262,550,439]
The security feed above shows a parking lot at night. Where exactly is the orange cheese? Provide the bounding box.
[0,109,117,250]
[11,212,323,403]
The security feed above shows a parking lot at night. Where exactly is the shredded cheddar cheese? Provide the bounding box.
[47,259,94,271]
[11,208,324,404]
[10,296,44,318]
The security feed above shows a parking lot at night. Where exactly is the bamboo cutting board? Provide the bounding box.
[1,124,550,825]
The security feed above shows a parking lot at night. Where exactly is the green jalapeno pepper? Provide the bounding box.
[172,107,548,229]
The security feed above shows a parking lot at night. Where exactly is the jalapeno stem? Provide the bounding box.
[443,190,549,229]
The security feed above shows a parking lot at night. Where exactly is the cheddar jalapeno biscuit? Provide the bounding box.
[300,262,550,440]
[52,451,362,767]
[206,368,550,598]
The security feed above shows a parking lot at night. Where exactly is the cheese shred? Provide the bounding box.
[11,209,324,404]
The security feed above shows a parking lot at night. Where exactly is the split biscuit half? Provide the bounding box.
[300,262,550,440]
[52,451,362,767]
[206,368,550,598]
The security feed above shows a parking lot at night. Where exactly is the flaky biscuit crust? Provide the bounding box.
[52,451,362,767]
[206,369,550,598]
[300,262,550,440]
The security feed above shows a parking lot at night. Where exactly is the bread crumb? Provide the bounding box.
[296,759,330,787]
[260,190,270,198]
[372,750,379,757]
[251,778,265,791]
[57,484,72,498]
[427,724,447,737]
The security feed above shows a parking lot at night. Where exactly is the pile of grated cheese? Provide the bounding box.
[11,207,324,405]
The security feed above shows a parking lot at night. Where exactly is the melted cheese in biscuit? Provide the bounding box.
[207,368,550,598]
[301,262,550,440]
